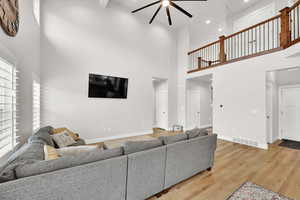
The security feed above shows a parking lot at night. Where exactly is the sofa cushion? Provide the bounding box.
[159,134,187,145]
[186,128,209,139]
[123,139,163,155]
[69,138,86,146]
[185,128,200,139]
[15,147,123,178]
[51,131,77,148]
[28,126,55,146]
[52,128,80,141]
[0,143,44,183]
[56,145,103,157]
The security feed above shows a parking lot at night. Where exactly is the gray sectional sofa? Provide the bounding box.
[0,127,217,200]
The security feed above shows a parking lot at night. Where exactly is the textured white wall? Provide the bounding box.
[40,0,177,141]
[186,43,300,149]
[0,0,40,142]
[176,28,189,129]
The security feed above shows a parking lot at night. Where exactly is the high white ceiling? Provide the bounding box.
[111,0,262,28]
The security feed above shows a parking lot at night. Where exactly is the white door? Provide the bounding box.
[188,91,201,129]
[156,90,168,130]
[266,84,273,143]
[281,87,300,141]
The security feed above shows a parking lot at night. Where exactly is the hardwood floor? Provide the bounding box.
[148,140,300,200]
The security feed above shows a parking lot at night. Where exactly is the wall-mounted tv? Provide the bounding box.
[88,74,128,99]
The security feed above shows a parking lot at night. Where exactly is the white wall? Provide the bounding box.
[186,43,300,149]
[40,0,177,141]
[266,72,279,143]
[176,28,189,129]
[0,0,40,142]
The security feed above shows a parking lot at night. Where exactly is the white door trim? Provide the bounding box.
[278,84,300,140]
[266,82,273,143]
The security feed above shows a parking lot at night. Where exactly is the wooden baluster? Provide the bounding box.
[219,36,226,63]
[280,7,292,48]
[198,57,202,69]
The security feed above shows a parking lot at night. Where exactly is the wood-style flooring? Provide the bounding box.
[148,140,300,200]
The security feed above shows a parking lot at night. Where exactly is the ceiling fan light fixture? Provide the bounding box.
[132,0,207,26]
[162,0,170,7]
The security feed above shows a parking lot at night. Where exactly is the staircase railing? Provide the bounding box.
[289,0,300,46]
[188,1,300,73]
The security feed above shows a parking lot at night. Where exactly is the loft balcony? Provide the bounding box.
[188,2,300,73]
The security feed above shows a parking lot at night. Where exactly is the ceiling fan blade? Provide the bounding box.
[170,2,193,18]
[132,1,161,13]
[166,7,172,26]
[150,5,162,24]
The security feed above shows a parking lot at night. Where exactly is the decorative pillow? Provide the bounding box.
[44,145,60,160]
[51,131,76,148]
[56,145,103,157]
[186,128,200,139]
[28,126,55,146]
[186,128,209,139]
[52,128,80,141]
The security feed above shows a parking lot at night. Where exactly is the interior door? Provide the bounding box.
[281,87,300,141]
[188,91,201,129]
[156,90,168,130]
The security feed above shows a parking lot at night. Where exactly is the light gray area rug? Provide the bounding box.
[227,182,293,200]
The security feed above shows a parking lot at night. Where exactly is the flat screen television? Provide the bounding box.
[88,74,128,98]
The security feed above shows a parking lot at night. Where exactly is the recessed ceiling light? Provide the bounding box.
[218,28,223,32]
[244,0,249,3]
[205,20,211,24]
[162,0,170,7]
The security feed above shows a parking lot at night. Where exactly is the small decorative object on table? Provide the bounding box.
[172,125,183,132]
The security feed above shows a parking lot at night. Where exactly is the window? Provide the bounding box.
[33,80,40,131]
[33,0,40,25]
[0,58,17,157]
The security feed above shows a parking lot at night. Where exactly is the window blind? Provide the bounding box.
[33,80,40,131]
[0,58,17,157]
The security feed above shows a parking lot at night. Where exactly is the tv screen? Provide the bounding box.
[88,74,128,98]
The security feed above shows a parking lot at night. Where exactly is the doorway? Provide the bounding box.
[186,74,213,130]
[152,78,168,130]
[280,86,300,141]
[266,67,300,143]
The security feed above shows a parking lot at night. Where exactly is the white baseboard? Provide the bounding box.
[218,135,268,150]
[85,130,153,144]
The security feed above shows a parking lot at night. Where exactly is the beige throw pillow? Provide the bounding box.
[44,145,60,160]
[52,128,80,141]
[51,130,77,148]
[56,145,103,157]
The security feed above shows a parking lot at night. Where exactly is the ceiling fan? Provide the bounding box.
[131,0,208,26]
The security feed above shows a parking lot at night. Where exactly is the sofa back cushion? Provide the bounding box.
[159,134,187,145]
[185,128,208,139]
[28,126,55,146]
[15,147,123,178]
[123,139,163,155]
[0,143,44,183]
